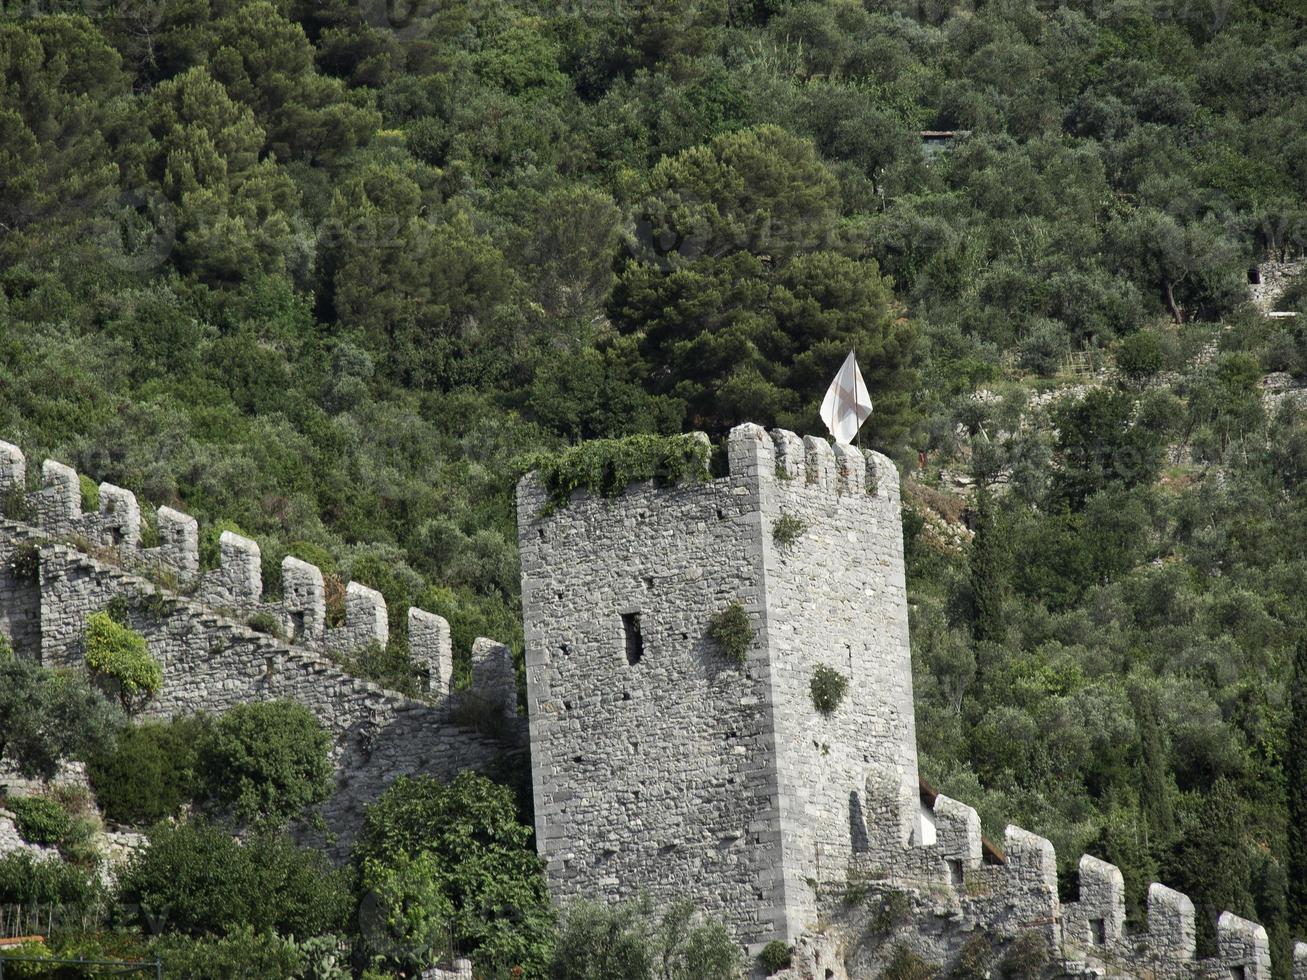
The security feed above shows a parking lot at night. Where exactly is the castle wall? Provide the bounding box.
[33,543,520,852]
[516,456,790,946]
[0,438,523,855]
[0,526,42,658]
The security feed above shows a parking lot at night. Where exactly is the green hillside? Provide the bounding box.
[3,0,1307,973]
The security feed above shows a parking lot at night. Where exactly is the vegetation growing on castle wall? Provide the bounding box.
[7,541,39,584]
[326,637,426,699]
[519,433,710,510]
[759,940,793,974]
[882,943,938,980]
[83,611,162,709]
[771,512,807,551]
[707,602,753,665]
[810,665,849,716]
[6,795,71,846]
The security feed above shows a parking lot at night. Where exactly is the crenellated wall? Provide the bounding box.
[0,439,523,852]
[4,428,1305,977]
[833,708,1297,980]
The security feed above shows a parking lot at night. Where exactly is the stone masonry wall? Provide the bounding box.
[805,786,1307,980]
[1251,259,1306,314]
[0,439,524,854]
[519,422,1306,977]
[517,446,788,948]
[0,527,42,657]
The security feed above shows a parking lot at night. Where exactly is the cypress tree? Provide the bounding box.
[968,487,1009,644]
[1166,780,1255,957]
[1289,643,1307,932]
[1134,687,1175,846]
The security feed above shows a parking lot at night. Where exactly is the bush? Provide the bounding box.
[871,888,912,931]
[87,716,210,826]
[354,771,553,976]
[1117,331,1163,381]
[7,795,71,845]
[999,932,1049,980]
[771,512,807,550]
[79,474,99,513]
[117,821,351,939]
[0,656,124,779]
[883,944,937,980]
[0,852,105,909]
[759,939,792,973]
[247,612,285,638]
[84,611,162,708]
[1017,318,1071,377]
[151,926,351,980]
[518,433,710,510]
[551,897,739,980]
[327,638,424,697]
[198,701,332,828]
[7,542,39,584]
[951,934,994,980]
[707,602,752,665]
[0,941,55,978]
[551,901,652,980]
[810,664,849,715]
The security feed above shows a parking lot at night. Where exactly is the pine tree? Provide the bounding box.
[1288,642,1307,932]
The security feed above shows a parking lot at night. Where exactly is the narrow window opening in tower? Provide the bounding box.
[1231,967,1246,980]
[622,612,643,665]
[289,611,305,642]
[947,858,964,886]
[1090,918,1107,946]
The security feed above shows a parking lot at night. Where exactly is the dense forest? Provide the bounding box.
[3,0,1307,974]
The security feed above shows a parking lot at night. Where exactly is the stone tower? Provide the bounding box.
[516,424,919,947]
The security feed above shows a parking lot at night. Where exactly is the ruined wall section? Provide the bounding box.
[517,440,792,948]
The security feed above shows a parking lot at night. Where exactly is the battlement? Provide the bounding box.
[854,785,1295,980]
[0,439,506,703]
[727,422,899,500]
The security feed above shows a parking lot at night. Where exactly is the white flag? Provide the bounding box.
[820,351,872,445]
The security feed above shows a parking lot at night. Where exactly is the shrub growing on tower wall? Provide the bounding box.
[707,602,752,665]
